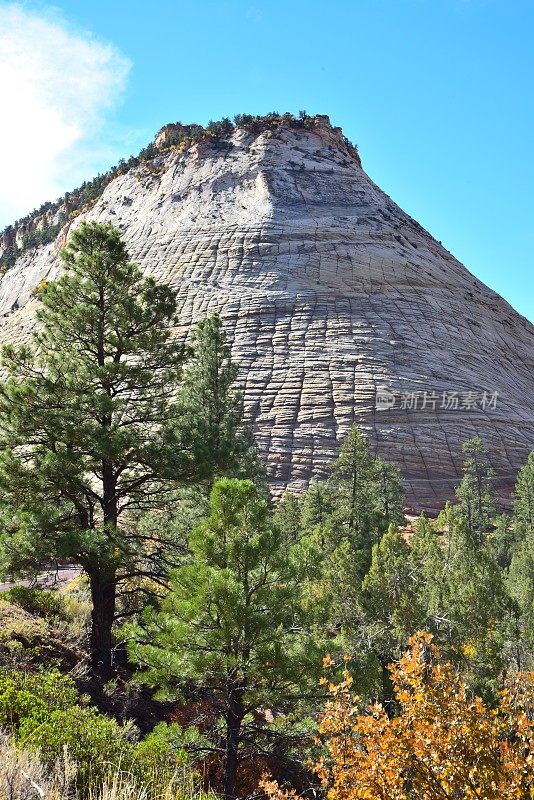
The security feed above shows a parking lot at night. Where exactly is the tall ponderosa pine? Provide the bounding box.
[134,314,263,592]
[507,535,534,670]
[328,425,377,541]
[455,437,496,542]
[274,491,302,543]
[327,425,405,543]
[323,425,405,589]
[513,450,534,539]
[373,458,406,528]
[362,524,424,657]
[408,514,446,631]
[130,478,324,800]
[0,222,190,677]
[439,516,513,699]
[177,314,252,484]
[301,482,335,531]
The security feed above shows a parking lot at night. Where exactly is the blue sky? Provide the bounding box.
[0,0,532,321]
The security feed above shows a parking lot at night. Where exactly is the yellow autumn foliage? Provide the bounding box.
[264,632,534,800]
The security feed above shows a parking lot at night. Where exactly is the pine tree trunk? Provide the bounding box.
[88,569,116,679]
[224,686,244,800]
[89,456,118,679]
[349,464,358,535]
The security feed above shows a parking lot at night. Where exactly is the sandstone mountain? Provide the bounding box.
[0,115,532,510]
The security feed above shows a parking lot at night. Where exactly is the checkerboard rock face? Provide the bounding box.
[0,117,533,510]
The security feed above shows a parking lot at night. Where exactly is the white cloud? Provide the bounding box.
[0,3,131,227]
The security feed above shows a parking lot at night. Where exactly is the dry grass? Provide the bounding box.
[0,735,214,800]
[0,578,91,672]
[0,734,75,800]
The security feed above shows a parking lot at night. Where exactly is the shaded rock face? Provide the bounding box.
[0,117,532,510]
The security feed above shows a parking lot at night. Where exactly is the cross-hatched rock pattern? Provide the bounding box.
[0,116,532,510]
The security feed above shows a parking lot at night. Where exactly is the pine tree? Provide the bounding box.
[362,524,423,649]
[408,514,445,631]
[0,222,189,677]
[455,437,496,542]
[177,314,253,484]
[513,450,534,539]
[311,427,407,670]
[316,427,376,649]
[507,522,534,671]
[354,524,426,700]
[440,517,512,698]
[328,425,376,542]
[129,478,324,800]
[373,458,406,528]
[299,482,336,552]
[325,425,405,588]
[274,491,302,543]
[327,426,405,549]
[505,453,534,669]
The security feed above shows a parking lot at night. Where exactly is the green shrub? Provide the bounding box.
[0,668,78,729]
[132,722,201,779]
[7,586,68,620]
[0,668,203,792]
[18,705,134,787]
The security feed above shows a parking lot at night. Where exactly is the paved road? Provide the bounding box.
[0,565,83,592]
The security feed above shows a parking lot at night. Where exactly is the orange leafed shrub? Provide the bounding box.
[264,632,534,800]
